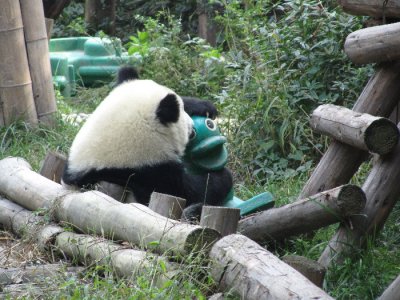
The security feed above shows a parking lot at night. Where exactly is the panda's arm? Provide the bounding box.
[181,96,218,119]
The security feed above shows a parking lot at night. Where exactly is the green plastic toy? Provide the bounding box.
[49,37,133,96]
[184,116,274,216]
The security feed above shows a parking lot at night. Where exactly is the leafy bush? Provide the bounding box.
[122,0,372,184]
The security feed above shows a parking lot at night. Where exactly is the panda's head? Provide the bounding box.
[67,74,193,172]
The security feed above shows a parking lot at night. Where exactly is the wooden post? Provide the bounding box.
[96,181,137,203]
[319,124,400,268]
[345,22,400,65]
[20,0,57,126]
[39,151,66,183]
[0,0,38,126]
[148,192,186,220]
[200,206,240,237]
[239,185,366,242]
[45,18,54,39]
[0,157,220,256]
[210,234,334,300]
[282,255,326,288]
[378,274,400,300]
[310,104,399,155]
[197,0,219,46]
[299,61,400,199]
[338,0,400,18]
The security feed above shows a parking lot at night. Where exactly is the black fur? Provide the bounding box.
[181,96,218,119]
[63,160,232,209]
[117,66,139,84]
[156,94,180,125]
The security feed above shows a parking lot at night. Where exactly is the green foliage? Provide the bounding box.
[52,2,86,37]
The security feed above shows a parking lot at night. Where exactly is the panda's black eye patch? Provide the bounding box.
[205,119,216,131]
[156,94,180,125]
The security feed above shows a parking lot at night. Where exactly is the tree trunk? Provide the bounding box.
[239,185,365,242]
[338,0,400,18]
[0,157,220,256]
[20,0,57,126]
[209,234,334,300]
[299,61,400,199]
[345,22,400,65]
[0,0,38,126]
[85,0,116,35]
[319,123,400,268]
[42,0,71,19]
[310,104,399,155]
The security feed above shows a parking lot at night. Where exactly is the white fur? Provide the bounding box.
[67,79,193,173]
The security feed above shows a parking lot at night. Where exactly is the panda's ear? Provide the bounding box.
[156,94,180,125]
[117,66,139,85]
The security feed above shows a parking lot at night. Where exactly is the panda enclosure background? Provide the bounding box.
[0,0,399,299]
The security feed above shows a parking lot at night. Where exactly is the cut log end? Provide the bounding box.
[184,227,221,254]
[337,184,366,216]
[365,118,399,155]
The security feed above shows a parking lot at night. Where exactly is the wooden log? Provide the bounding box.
[345,22,400,65]
[299,61,400,199]
[310,104,399,155]
[319,125,400,268]
[0,264,84,285]
[0,157,220,256]
[281,255,326,288]
[239,185,366,242]
[20,0,57,126]
[200,206,240,237]
[56,232,179,282]
[148,192,186,220]
[0,197,179,283]
[338,0,400,18]
[378,274,400,300]
[209,234,333,300]
[0,0,38,126]
[39,151,66,183]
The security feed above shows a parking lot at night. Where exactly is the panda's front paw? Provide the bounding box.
[181,203,204,223]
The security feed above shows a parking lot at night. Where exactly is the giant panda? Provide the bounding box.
[62,67,232,219]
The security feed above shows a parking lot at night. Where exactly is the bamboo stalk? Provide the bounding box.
[239,185,366,242]
[0,0,38,126]
[20,0,57,126]
[0,157,220,256]
[210,234,333,300]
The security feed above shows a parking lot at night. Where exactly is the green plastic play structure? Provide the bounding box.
[184,116,274,216]
[49,37,132,96]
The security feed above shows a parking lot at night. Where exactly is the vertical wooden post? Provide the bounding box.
[20,0,57,126]
[39,151,66,183]
[197,0,220,46]
[0,0,38,126]
[200,206,240,236]
[148,192,186,220]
